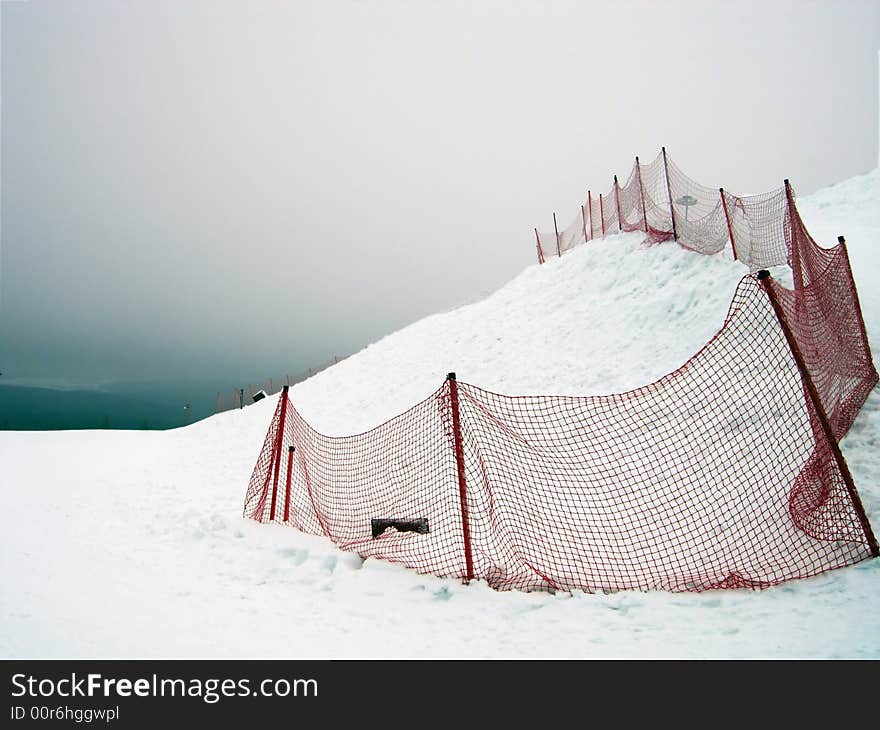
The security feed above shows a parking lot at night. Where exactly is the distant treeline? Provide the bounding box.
[0,385,186,431]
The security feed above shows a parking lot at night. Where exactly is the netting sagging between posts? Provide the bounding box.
[638,151,676,243]
[245,382,468,580]
[723,187,789,270]
[244,216,878,592]
[557,210,586,256]
[533,149,828,274]
[779,191,876,441]
[665,155,729,256]
[618,160,647,233]
[455,279,866,591]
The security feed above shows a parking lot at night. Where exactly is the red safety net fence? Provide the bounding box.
[244,185,878,592]
[536,148,797,269]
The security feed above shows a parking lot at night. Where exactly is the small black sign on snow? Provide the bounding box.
[371,518,430,539]
[252,390,268,402]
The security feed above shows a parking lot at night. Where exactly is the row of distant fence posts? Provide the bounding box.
[214,355,347,414]
[536,147,750,264]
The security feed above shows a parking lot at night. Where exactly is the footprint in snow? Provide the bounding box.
[196,514,228,534]
[277,547,309,566]
[337,552,365,571]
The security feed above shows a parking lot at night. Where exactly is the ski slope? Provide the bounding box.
[1,169,879,658]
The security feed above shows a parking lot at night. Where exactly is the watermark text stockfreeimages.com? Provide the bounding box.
[11,672,318,704]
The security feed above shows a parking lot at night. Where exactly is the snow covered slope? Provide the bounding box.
[288,230,747,435]
[2,170,879,657]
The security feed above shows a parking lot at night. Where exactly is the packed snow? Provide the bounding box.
[2,169,879,658]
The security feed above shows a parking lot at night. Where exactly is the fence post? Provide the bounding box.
[837,235,877,371]
[661,146,678,241]
[757,270,879,557]
[283,445,295,522]
[587,190,593,240]
[268,385,290,522]
[581,205,588,244]
[783,178,805,289]
[534,228,544,264]
[239,388,244,409]
[553,213,561,257]
[614,174,622,232]
[720,188,738,261]
[599,193,606,237]
[636,156,648,233]
[446,373,475,583]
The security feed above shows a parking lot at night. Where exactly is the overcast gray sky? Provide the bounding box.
[2,0,879,388]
